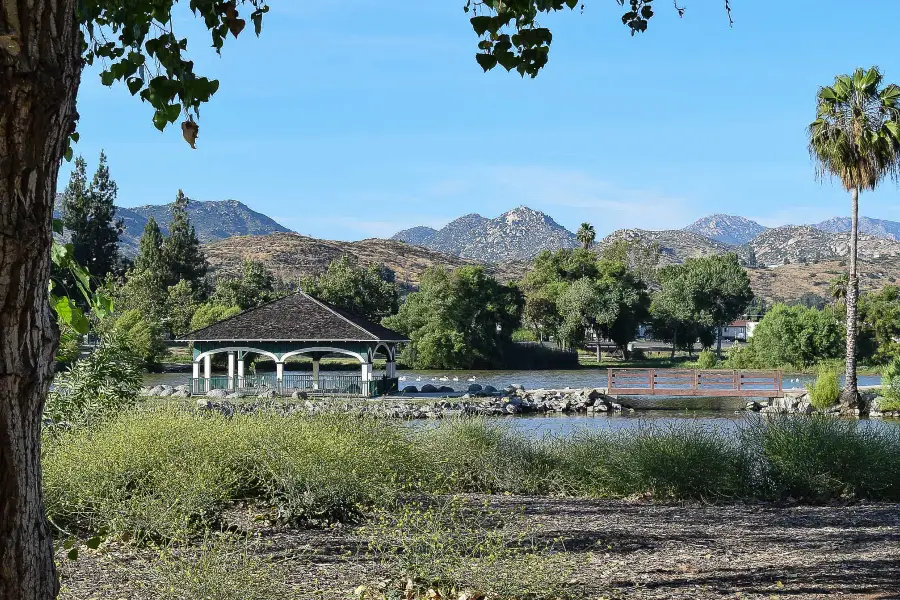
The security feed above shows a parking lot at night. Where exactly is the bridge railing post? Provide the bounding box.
[649,369,655,392]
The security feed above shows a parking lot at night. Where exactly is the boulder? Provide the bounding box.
[481,385,497,395]
[402,385,419,393]
[257,389,277,399]
[467,383,483,393]
[207,389,228,398]
[504,403,521,414]
[171,389,190,398]
[421,383,438,393]
[291,390,309,400]
[438,386,455,393]
[156,387,175,397]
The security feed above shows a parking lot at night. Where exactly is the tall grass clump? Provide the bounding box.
[42,408,423,539]
[414,418,562,495]
[596,423,751,501]
[807,368,840,410]
[743,415,900,501]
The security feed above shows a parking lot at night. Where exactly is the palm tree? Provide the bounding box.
[809,66,900,408]
[576,222,596,250]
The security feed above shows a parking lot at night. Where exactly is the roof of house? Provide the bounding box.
[728,320,750,327]
[179,291,409,343]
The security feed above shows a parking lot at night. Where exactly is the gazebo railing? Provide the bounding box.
[190,374,397,397]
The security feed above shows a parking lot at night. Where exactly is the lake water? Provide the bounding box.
[145,368,883,394]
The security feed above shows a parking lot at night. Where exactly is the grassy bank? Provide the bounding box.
[46,410,900,599]
[44,410,900,541]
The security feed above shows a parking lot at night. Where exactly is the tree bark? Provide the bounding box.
[841,186,860,410]
[1,2,81,598]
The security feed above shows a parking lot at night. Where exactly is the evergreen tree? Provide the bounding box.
[60,151,123,283]
[163,190,208,290]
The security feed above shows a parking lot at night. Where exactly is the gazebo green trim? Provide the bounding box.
[178,291,408,396]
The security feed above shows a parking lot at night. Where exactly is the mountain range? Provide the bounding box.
[54,193,900,301]
[392,206,578,262]
[54,197,289,256]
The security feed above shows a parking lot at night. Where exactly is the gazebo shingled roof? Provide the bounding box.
[180,291,408,343]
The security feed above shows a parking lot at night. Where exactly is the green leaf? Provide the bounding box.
[152,110,168,132]
[63,146,73,162]
[67,547,78,561]
[50,241,71,266]
[470,16,494,36]
[164,103,182,123]
[70,131,80,143]
[99,70,116,86]
[85,536,102,550]
[52,219,64,235]
[127,77,144,95]
[63,538,75,550]
[475,53,498,72]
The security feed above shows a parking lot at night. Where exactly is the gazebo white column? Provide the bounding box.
[361,362,373,382]
[385,347,397,378]
[312,357,320,390]
[237,352,245,387]
[276,362,284,382]
[203,354,211,381]
[227,352,236,390]
[192,361,200,391]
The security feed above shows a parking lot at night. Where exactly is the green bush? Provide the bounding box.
[46,335,143,427]
[742,416,900,502]
[189,303,242,333]
[696,349,718,369]
[807,368,840,410]
[112,308,167,365]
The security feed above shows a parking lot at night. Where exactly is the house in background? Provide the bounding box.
[721,320,759,341]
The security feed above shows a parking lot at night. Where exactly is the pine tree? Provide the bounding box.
[61,151,123,282]
[163,190,208,290]
[135,217,166,275]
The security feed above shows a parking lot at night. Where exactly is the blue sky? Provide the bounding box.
[64,1,900,241]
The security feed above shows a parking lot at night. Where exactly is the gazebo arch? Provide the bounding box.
[179,291,408,396]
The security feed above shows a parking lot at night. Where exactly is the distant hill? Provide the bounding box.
[392,225,438,246]
[205,232,526,288]
[54,196,290,257]
[683,214,768,245]
[749,225,900,266]
[813,216,900,241]
[117,199,290,255]
[598,228,737,265]
[390,206,578,262]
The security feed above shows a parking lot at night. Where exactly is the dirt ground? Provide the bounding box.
[59,497,900,600]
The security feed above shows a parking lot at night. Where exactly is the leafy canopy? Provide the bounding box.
[301,255,399,322]
[384,266,522,369]
[809,66,900,191]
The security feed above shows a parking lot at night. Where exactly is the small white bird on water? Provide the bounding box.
[452,376,459,382]
[467,376,476,382]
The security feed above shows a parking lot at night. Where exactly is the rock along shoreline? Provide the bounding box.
[139,383,900,419]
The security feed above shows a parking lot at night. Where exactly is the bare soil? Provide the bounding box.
[58,497,900,600]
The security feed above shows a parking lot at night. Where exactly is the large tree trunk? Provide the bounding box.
[841,186,860,410]
[1,2,82,598]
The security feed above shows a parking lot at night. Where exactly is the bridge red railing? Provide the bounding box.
[607,368,784,398]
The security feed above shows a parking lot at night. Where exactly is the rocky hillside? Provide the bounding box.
[813,216,900,241]
[683,214,767,245]
[748,226,900,266]
[391,225,438,246]
[391,206,577,262]
[747,258,900,304]
[205,232,525,288]
[118,199,289,255]
[597,228,737,264]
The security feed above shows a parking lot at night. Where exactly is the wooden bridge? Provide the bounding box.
[607,369,784,398]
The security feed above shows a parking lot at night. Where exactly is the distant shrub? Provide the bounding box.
[189,303,242,333]
[807,368,840,410]
[696,350,718,369]
[112,309,167,365]
[510,328,537,342]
